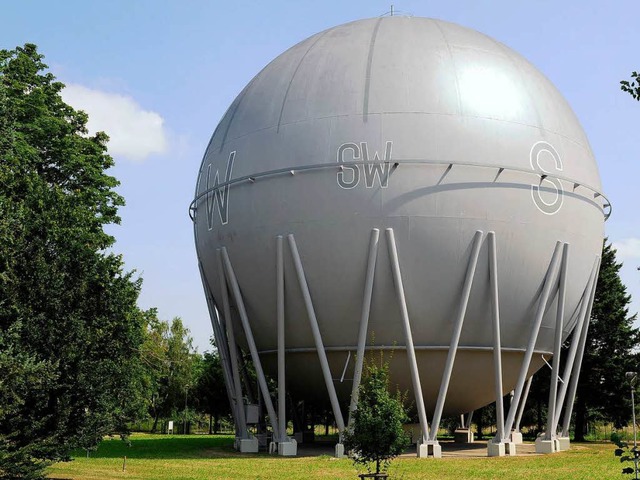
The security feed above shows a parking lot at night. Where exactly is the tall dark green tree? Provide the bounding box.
[573,241,639,441]
[193,346,231,434]
[0,44,147,478]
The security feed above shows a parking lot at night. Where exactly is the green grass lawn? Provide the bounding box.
[47,434,623,480]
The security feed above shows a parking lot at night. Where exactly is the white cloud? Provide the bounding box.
[614,238,640,260]
[61,84,168,162]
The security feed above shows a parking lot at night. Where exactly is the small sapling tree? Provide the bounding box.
[344,362,410,478]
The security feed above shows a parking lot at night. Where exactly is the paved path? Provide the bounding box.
[296,440,539,459]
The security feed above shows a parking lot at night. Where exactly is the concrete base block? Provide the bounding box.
[535,437,559,454]
[454,429,475,443]
[417,443,429,458]
[505,442,516,456]
[557,437,570,451]
[417,443,442,458]
[278,440,297,456]
[487,441,505,457]
[429,443,442,458]
[511,432,522,445]
[510,431,523,444]
[239,437,259,453]
[335,443,345,458]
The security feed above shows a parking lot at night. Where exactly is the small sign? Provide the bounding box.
[168,421,174,434]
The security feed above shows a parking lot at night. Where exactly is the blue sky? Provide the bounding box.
[3,1,639,352]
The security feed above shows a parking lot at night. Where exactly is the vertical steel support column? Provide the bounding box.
[348,228,380,427]
[386,228,430,443]
[287,234,346,433]
[276,236,287,442]
[552,257,599,432]
[216,250,249,438]
[488,232,506,442]
[514,376,533,433]
[504,241,563,436]
[545,243,569,440]
[221,247,281,441]
[430,230,484,441]
[561,257,601,437]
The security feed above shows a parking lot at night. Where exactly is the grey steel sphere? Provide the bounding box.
[193,16,607,415]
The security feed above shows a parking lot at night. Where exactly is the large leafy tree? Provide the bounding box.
[0,44,147,478]
[140,315,198,433]
[573,241,639,440]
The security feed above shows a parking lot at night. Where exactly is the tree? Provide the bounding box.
[573,241,639,441]
[193,346,231,434]
[621,72,640,101]
[343,362,410,477]
[0,44,147,478]
[140,315,198,433]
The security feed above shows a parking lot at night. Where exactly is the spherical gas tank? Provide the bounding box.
[193,16,607,416]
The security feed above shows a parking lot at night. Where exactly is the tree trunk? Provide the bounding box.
[376,459,380,475]
[209,414,213,435]
[151,414,160,434]
[214,414,220,434]
[574,396,586,442]
[476,407,484,439]
[537,394,543,433]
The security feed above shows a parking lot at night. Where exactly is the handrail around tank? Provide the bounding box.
[188,159,612,221]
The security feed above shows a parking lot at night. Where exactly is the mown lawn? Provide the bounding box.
[47,433,623,480]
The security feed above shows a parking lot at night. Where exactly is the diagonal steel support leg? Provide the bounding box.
[198,263,237,432]
[221,247,281,441]
[430,230,484,441]
[514,376,533,433]
[465,411,474,430]
[561,256,601,438]
[348,228,380,428]
[545,243,570,441]
[504,241,563,437]
[216,250,249,439]
[386,228,431,447]
[552,256,600,433]
[287,234,346,435]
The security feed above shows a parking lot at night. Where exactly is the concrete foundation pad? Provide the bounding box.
[535,437,558,454]
[454,429,475,443]
[487,441,505,457]
[417,444,429,458]
[510,432,523,444]
[335,443,345,458]
[557,437,570,451]
[239,437,259,453]
[417,443,442,458]
[429,443,442,458]
[505,442,517,456]
[278,440,297,456]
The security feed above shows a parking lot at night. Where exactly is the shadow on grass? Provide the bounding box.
[76,434,346,461]
[75,435,248,460]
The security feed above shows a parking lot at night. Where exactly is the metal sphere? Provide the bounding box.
[193,16,607,416]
